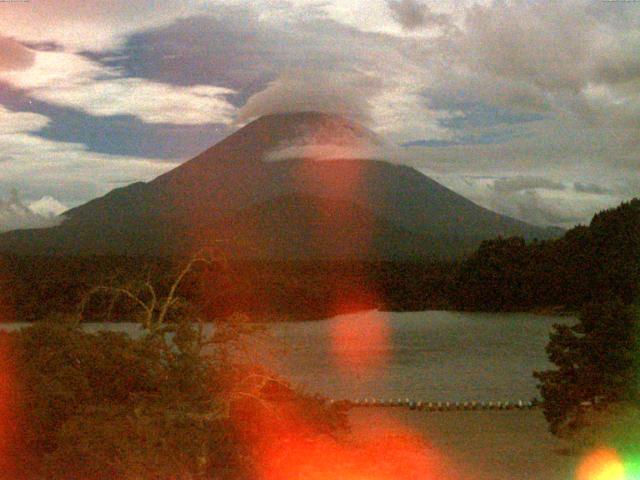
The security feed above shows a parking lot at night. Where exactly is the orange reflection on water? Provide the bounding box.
[577,448,626,480]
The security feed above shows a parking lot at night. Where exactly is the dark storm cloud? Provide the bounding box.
[0,83,226,160]
[386,0,450,31]
[83,6,389,93]
[436,103,544,130]
[493,176,566,194]
[20,41,65,52]
[402,129,519,148]
[574,182,614,195]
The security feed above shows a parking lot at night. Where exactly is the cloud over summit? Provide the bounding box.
[236,71,384,126]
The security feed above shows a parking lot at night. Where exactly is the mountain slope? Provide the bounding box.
[0,112,560,258]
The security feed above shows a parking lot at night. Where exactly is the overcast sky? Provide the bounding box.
[0,0,638,229]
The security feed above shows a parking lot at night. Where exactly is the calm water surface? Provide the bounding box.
[3,311,573,402]
[261,311,574,402]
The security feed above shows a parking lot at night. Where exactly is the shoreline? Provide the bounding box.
[0,307,576,326]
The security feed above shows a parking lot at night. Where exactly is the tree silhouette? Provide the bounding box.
[534,301,639,436]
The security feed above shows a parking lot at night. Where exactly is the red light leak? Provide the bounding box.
[0,339,17,476]
[0,273,18,477]
[0,261,24,480]
[294,155,366,199]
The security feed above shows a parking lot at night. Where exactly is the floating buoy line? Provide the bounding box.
[324,398,539,411]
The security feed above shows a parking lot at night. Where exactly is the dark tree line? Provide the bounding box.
[527,199,640,440]
[534,301,639,437]
[1,198,638,321]
[0,256,454,322]
[453,198,640,311]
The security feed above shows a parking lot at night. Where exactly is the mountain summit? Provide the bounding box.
[0,112,559,258]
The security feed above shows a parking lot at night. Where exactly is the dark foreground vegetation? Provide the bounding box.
[535,301,640,439]
[0,261,349,479]
[1,198,638,322]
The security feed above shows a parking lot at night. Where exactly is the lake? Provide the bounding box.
[2,310,573,403]
[261,310,574,402]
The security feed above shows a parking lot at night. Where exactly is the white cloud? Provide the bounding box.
[0,107,177,207]
[0,189,63,233]
[424,0,640,134]
[431,173,624,228]
[237,70,384,125]
[0,50,237,125]
[52,79,237,125]
[28,196,68,217]
[0,107,49,134]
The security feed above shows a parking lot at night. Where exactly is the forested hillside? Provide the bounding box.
[454,198,640,311]
[1,198,637,321]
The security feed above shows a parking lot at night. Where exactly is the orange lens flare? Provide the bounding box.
[577,448,626,480]
[330,309,390,378]
[293,155,366,199]
[290,122,372,258]
[254,402,453,480]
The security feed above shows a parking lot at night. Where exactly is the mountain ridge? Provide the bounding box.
[1,111,561,258]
